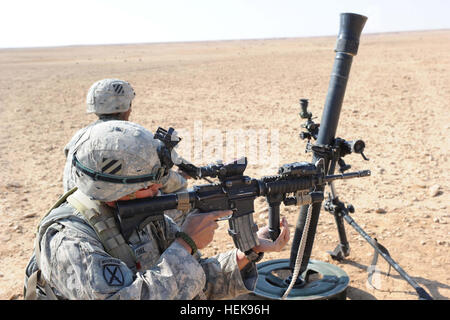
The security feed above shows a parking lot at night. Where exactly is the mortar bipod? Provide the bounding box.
[323,182,433,300]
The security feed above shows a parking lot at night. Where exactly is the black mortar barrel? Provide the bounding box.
[289,13,367,272]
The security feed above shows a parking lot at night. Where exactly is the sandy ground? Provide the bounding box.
[0,30,449,300]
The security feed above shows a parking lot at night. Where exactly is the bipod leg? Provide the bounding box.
[324,193,351,261]
[330,206,351,261]
[341,210,433,300]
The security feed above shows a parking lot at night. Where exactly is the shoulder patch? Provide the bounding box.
[103,264,124,286]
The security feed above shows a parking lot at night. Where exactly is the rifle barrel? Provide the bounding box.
[324,170,371,182]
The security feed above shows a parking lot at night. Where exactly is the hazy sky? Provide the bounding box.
[1,0,449,48]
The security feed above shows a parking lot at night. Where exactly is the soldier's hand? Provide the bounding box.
[254,217,290,253]
[235,217,290,270]
[179,210,232,251]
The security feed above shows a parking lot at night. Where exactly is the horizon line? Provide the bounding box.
[1,28,449,51]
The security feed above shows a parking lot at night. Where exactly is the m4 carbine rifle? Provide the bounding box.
[115,153,370,256]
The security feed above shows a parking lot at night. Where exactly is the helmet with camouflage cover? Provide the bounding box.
[86,79,135,114]
[71,120,165,202]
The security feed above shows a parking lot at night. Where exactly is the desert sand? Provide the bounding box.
[0,30,449,300]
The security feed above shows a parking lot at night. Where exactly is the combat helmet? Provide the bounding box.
[86,79,135,114]
[71,121,165,201]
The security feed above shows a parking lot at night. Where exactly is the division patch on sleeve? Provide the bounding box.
[102,264,125,286]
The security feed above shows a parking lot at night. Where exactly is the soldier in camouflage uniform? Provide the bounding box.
[24,121,290,300]
[63,79,188,225]
[63,78,187,194]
